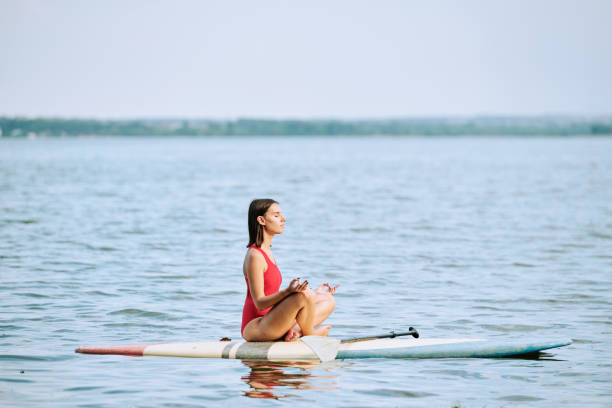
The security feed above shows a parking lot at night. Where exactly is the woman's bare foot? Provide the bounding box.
[283,328,299,342]
[284,323,330,340]
[283,323,302,341]
[312,325,331,336]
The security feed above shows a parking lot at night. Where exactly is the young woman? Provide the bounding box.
[241,199,337,342]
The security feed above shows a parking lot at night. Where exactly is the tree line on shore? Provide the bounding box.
[1,116,611,137]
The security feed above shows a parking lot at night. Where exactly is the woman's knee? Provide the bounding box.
[292,291,316,308]
[287,291,307,306]
[317,292,335,309]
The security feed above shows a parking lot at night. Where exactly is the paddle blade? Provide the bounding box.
[300,336,340,362]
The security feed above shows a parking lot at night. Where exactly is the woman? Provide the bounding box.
[241,199,337,342]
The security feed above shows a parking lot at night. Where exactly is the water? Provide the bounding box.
[1,136,611,407]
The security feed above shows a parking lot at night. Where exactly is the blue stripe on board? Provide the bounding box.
[336,339,572,359]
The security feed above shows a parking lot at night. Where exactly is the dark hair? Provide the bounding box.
[247,198,278,248]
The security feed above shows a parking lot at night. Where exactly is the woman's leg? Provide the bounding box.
[243,292,329,341]
[284,290,336,341]
[312,291,335,326]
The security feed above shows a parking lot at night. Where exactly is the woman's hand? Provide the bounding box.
[316,282,338,295]
[286,278,309,294]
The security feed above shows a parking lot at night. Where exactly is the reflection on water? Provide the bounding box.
[241,360,339,400]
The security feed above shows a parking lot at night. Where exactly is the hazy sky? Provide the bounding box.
[1,0,611,119]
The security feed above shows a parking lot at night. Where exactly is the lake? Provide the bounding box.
[1,136,611,407]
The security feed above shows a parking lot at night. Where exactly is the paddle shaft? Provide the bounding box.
[341,327,419,343]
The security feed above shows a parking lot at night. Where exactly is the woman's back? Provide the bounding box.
[241,246,282,334]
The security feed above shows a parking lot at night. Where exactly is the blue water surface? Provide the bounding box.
[1,136,611,407]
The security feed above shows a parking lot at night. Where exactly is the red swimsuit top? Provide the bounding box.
[241,246,282,334]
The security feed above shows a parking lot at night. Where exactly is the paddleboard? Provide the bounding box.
[75,337,571,360]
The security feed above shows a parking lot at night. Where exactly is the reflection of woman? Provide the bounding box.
[241,199,337,342]
[242,360,332,400]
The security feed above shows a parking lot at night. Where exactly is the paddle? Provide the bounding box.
[301,327,419,362]
[341,327,419,343]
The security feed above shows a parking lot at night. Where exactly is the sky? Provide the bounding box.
[1,0,611,119]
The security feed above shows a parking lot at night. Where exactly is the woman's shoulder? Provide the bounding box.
[245,247,266,265]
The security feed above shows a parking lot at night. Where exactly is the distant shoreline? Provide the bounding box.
[1,116,611,137]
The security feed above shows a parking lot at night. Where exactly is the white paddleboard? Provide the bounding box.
[75,337,571,360]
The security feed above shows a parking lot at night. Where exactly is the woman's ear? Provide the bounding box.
[257,215,265,226]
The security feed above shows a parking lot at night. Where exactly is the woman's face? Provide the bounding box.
[261,203,285,234]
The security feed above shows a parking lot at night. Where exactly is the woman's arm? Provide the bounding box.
[244,251,307,311]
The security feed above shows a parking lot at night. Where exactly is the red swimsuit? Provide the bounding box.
[241,246,282,334]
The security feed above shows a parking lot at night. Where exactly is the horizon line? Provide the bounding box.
[2,113,612,121]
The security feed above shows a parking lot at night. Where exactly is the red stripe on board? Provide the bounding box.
[75,344,149,356]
